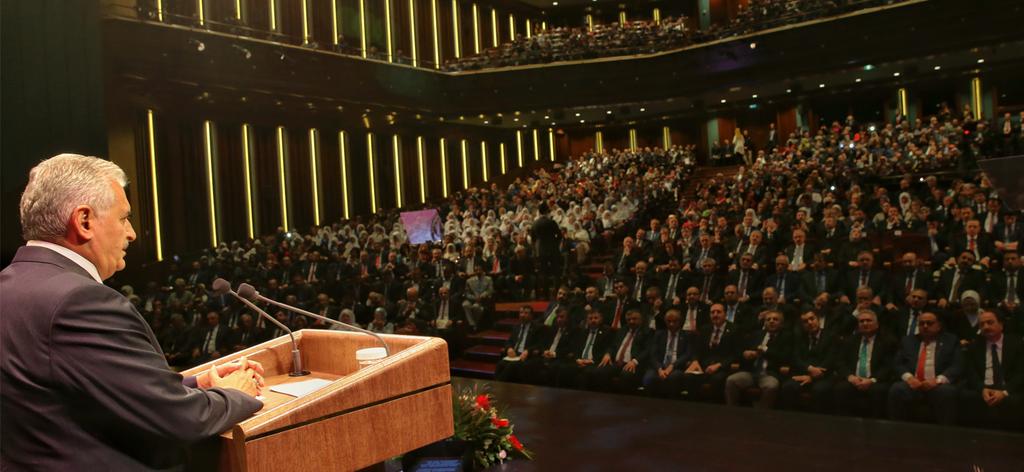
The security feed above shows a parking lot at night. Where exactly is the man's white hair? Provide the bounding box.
[19,153,127,242]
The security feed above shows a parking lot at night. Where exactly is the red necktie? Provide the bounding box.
[611,300,624,329]
[915,341,930,380]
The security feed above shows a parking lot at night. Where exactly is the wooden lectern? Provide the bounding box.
[182,330,453,472]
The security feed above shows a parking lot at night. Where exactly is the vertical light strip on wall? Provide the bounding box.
[452,0,461,58]
[971,77,983,120]
[270,0,278,30]
[197,0,206,26]
[234,0,243,20]
[525,18,531,38]
[241,124,255,239]
[508,14,516,40]
[367,133,377,213]
[499,142,507,174]
[490,8,498,47]
[156,0,164,21]
[595,131,604,153]
[440,138,449,197]
[629,128,637,151]
[586,14,593,32]
[203,120,218,247]
[308,128,321,226]
[619,10,626,24]
[471,3,480,54]
[541,20,547,31]
[384,0,394,62]
[480,141,489,182]
[331,0,339,45]
[276,126,289,230]
[547,128,555,161]
[662,126,671,150]
[392,134,403,208]
[145,110,163,261]
[460,139,469,189]
[359,0,368,58]
[897,88,908,118]
[416,136,427,203]
[301,0,310,43]
[653,8,660,24]
[408,0,419,66]
[532,129,540,161]
[515,130,524,167]
[431,0,441,68]
[338,131,350,219]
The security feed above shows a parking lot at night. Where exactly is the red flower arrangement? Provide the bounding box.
[453,387,533,469]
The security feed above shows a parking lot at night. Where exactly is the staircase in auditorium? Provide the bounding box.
[449,163,731,379]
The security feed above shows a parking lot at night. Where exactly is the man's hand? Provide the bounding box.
[792,375,812,386]
[905,376,923,390]
[519,351,529,361]
[598,354,612,367]
[196,356,266,389]
[704,363,720,374]
[808,366,825,378]
[983,388,1008,406]
[742,350,759,360]
[543,350,556,359]
[208,357,263,397]
[576,358,594,367]
[920,379,938,391]
[622,360,637,374]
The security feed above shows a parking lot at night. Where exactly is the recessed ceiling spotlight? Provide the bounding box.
[484,121,490,124]
[749,42,757,49]
[544,115,550,119]
[977,58,985,64]
[855,78,862,82]
[639,107,646,112]
[550,122,555,126]
[606,110,612,114]
[933,65,941,71]
[786,89,792,93]
[893,72,900,77]
[720,99,726,103]
[751,94,758,98]
[575,112,581,117]
[552,1,558,5]
[864,64,874,71]
[514,118,519,122]
[819,83,825,88]
[579,119,585,123]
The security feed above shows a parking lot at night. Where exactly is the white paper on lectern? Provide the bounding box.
[269,378,334,397]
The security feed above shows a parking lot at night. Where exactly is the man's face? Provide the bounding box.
[966,220,980,236]
[518,308,533,323]
[709,304,725,326]
[978,312,1003,340]
[665,312,682,332]
[858,253,873,269]
[614,281,628,297]
[901,253,917,269]
[764,312,783,332]
[740,254,753,269]
[635,262,647,275]
[723,286,738,303]
[908,289,927,308]
[439,286,450,299]
[918,313,941,339]
[775,257,788,273]
[206,312,219,326]
[857,313,879,336]
[701,259,715,274]
[750,232,762,245]
[958,252,976,268]
[686,288,700,304]
[1003,253,1020,270]
[801,312,820,334]
[585,286,599,301]
[89,181,137,279]
[586,311,603,329]
[856,289,873,308]
[625,311,642,330]
[792,231,805,245]
[762,289,777,305]
[555,311,569,327]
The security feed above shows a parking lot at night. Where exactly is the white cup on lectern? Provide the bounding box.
[356,347,388,369]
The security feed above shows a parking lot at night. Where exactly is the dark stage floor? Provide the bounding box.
[452,378,1024,472]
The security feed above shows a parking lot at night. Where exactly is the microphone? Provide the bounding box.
[212,278,310,377]
[236,283,391,357]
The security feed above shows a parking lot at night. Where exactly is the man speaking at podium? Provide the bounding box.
[1,154,264,470]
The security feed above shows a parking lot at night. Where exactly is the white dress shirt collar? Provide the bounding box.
[27,240,102,283]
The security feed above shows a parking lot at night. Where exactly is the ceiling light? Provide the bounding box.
[786,89,792,93]
[550,122,555,125]
[580,119,585,123]
[751,94,758,98]
[606,110,612,114]
[819,83,825,88]
[933,65,941,71]
[749,42,757,49]
[575,112,581,117]
[720,99,726,104]
[544,115,550,119]
[893,72,900,77]
[639,107,646,112]
[855,78,862,82]
[977,58,985,64]
[514,118,519,122]
[864,64,874,71]
[552,1,558,5]
[484,121,490,124]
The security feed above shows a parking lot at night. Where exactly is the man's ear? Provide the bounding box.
[67,205,95,242]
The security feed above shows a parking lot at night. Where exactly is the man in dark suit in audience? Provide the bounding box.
[560,308,611,388]
[841,251,886,306]
[782,228,816,273]
[887,312,964,425]
[690,258,725,304]
[589,310,652,393]
[726,253,764,304]
[779,311,837,413]
[951,219,995,267]
[721,285,755,335]
[833,310,898,418]
[960,311,1023,430]
[679,286,710,334]
[642,309,693,397]
[887,252,932,311]
[725,310,792,409]
[495,306,543,383]
[800,252,841,304]
[764,255,802,306]
[659,258,687,306]
[531,307,579,385]
[991,251,1023,328]
[684,303,739,403]
[993,210,1021,254]
[888,288,934,340]
[933,251,986,309]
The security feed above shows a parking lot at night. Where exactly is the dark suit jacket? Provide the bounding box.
[567,327,612,362]
[725,268,765,301]
[889,269,932,304]
[737,329,792,375]
[989,269,1023,306]
[893,332,965,382]
[0,246,261,470]
[604,327,653,364]
[932,266,985,302]
[764,271,802,303]
[965,335,1024,394]
[835,332,899,381]
[648,329,693,370]
[539,326,579,361]
[505,322,544,357]
[842,268,887,300]
[694,322,739,368]
[951,234,995,261]
[790,331,838,375]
